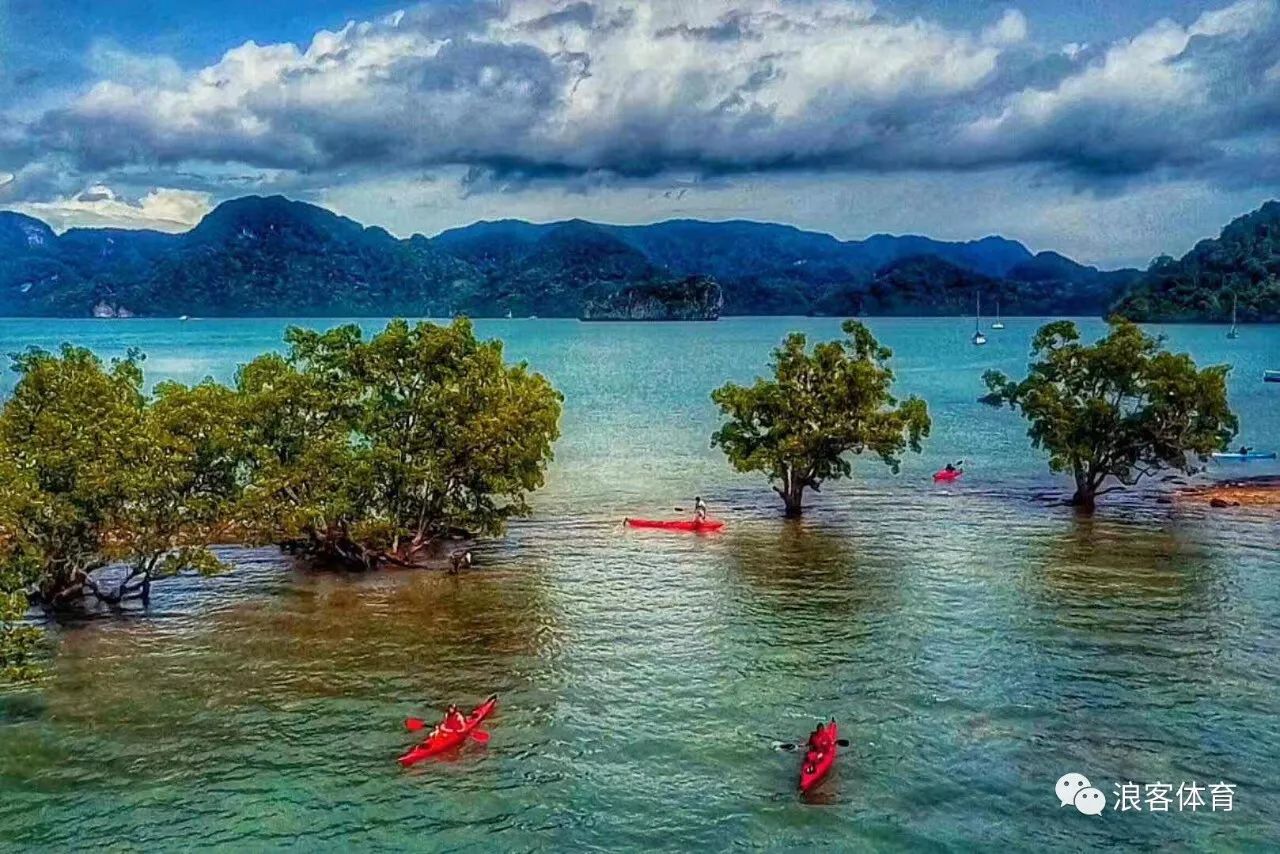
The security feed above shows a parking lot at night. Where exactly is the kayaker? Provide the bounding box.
[806,723,831,756]
[1239,445,1253,456]
[694,496,708,521]
[439,704,467,733]
[944,462,958,473]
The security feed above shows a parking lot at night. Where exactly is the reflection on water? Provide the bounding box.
[1,318,1279,850]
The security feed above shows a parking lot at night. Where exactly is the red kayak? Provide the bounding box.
[398,694,497,767]
[799,721,838,794]
[625,518,724,532]
[933,469,962,482]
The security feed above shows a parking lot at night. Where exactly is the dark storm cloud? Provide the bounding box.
[17,0,1280,190]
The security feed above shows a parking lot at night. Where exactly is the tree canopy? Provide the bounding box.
[982,318,1237,508]
[236,318,563,569]
[0,319,565,681]
[0,458,43,682]
[711,320,930,516]
[0,347,243,609]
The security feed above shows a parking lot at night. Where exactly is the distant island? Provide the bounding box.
[581,277,723,321]
[1,194,1276,321]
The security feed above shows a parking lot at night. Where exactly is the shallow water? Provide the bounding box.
[1,317,1278,850]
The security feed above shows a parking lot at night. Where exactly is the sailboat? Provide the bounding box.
[1227,293,1239,339]
[991,299,1005,330]
[972,292,987,346]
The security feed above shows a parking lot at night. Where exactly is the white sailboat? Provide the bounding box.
[1227,293,1239,339]
[972,292,987,346]
[991,299,1005,330]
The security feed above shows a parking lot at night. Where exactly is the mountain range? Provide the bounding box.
[4,193,1270,320]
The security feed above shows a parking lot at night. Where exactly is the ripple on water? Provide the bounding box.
[2,317,1280,849]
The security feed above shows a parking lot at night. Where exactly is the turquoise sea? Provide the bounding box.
[1,317,1278,850]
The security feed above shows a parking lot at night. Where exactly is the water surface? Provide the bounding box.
[1,317,1277,850]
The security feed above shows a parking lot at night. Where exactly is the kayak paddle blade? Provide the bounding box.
[405,717,427,732]
[470,729,491,744]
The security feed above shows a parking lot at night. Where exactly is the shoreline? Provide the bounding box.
[1178,475,1280,508]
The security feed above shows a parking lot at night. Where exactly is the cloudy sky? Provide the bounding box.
[2,0,1278,267]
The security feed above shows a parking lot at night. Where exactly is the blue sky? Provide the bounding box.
[3,0,1278,267]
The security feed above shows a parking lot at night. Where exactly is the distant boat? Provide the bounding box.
[179,315,189,322]
[991,300,1005,330]
[1212,450,1277,461]
[505,309,513,319]
[972,293,987,346]
[1265,370,1280,383]
[1227,293,1239,339]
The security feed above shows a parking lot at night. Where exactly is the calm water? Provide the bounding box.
[1,317,1278,851]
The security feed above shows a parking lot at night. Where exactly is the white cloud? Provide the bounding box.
[8,0,1280,263]
[13,186,213,232]
[29,0,1279,187]
[34,0,1018,176]
[983,9,1029,46]
[960,0,1280,174]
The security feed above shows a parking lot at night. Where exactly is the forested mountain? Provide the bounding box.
[436,218,1042,294]
[0,195,1154,318]
[1113,201,1280,322]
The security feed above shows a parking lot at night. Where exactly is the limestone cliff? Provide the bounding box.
[580,276,723,321]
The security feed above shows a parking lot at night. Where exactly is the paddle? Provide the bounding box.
[778,739,851,751]
[403,721,492,742]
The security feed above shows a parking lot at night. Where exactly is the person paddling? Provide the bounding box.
[694,496,708,522]
[434,704,467,736]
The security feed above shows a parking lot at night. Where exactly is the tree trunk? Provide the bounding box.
[777,471,806,518]
[1071,469,1096,512]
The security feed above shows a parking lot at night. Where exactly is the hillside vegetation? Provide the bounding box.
[1114,201,1280,322]
[0,195,1162,318]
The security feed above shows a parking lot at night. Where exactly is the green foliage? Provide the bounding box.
[0,346,148,603]
[0,347,242,611]
[0,582,41,683]
[0,461,42,683]
[236,318,563,567]
[0,319,561,680]
[983,318,1237,507]
[1115,200,1280,321]
[711,320,930,516]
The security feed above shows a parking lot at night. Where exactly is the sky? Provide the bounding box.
[1,0,1278,268]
